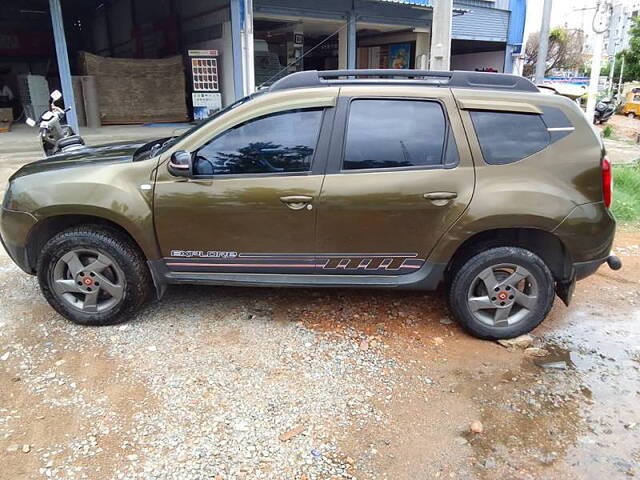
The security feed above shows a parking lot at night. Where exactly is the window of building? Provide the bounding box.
[470,111,551,165]
[194,108,323,175]
[343,99,448,170]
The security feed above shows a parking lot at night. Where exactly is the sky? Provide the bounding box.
[525,0,597,34]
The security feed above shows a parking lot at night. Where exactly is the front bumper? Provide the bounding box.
[0,207,37,274]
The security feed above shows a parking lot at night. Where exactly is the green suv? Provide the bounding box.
[0,70,621,339]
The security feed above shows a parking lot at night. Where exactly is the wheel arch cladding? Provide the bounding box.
[26,214,152,274]
[444,227,572,284]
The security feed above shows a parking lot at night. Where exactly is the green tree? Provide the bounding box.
[523,27,585,77]
[615,17,640,82]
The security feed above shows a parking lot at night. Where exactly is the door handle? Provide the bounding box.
[423,192,457,206]
[423,192,457,200]
[280,195,313,210]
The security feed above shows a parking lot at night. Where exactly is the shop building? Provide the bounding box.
[0,0,526,131]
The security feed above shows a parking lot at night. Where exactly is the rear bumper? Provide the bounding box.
[574,254,622,281]
[553,201,616,264]
[0,207,37,274]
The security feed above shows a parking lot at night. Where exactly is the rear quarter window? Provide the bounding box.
[470,111,551,165]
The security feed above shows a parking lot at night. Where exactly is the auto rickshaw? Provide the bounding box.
[621,89,640,119]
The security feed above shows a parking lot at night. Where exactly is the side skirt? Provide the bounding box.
[147,260,446,299]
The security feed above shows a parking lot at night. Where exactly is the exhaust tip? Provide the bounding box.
[607,255,622,271]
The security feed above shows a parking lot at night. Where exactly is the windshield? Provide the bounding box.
[155,92,264,156]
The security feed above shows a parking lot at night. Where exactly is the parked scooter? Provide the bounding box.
[26,90,85,157]
[593,97,616,124]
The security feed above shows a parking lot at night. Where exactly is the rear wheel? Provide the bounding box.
[628,112,636,119]
[37,226,152,326]
[448,247,555,340]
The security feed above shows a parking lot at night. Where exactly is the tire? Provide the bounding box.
[448,247,555,340]
[37,226,152,326]
[628,112,636,119]
[57,135,84,149]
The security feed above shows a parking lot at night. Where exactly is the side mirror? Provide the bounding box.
[26,118,36,127]
[167,150,193,178]
[50,90,62,102]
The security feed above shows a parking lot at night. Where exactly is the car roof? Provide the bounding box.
[268,69,539,94]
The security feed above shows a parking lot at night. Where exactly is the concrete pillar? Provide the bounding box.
[347,10,356,69]
[503,44,514,74]
[429,0,452,71]
[49,0,79,133]
[230,0,244,99]
[414,29,430,70]
[242,0,255,94]
[338,26,348,69]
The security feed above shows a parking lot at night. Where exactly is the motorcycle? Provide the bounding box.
[593,97,616,124]
[26,90,86,157]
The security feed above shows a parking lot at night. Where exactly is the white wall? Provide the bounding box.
[451,50,505,72]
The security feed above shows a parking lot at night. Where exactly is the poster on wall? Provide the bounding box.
[192,92,222,120]
[388,43,411,69]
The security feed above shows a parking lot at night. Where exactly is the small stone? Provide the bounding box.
[439,318,453,325]
[118,324,129,331]
[454,437,468,446]
[147,346,157,352]
[1,352,9,361]
[433,337,444,346]
[22,444,31,453]
[536,360,568,370]
[7,444,19,452]
[359,340,369,351]
[470,420,483,434]
[484,457,497,469]
[127,454,138,461]
[55,360,65,367]
[345,456,355,465]
[497,334,534,349]
[524,347,549,357]
[45,372,56,379]
[279,425,305,442]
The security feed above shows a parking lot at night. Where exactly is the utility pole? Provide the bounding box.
[586,1,610,122]
[608,42,617,96]
[534,0,553,84]
[586,32,603,121]
[618,53,625,100]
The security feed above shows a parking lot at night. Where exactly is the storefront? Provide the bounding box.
[1,0,525,131]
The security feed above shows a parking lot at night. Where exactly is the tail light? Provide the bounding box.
[601,155,612,208]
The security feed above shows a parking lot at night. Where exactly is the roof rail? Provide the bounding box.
[269,69,539,93]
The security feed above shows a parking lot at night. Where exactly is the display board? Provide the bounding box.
[188,49,222,120]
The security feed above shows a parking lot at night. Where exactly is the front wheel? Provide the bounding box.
[37,226,152,326]
[448,247,555,340]
[628,112,636,119]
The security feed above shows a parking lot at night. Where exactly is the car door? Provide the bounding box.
[153,90,337,275]
[315,85,474,276]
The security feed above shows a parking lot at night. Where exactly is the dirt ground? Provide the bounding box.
[1,130,640,480]
[597,114,640,165]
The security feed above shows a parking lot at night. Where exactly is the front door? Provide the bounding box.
[154,106,332,275]
[315,87,475,275]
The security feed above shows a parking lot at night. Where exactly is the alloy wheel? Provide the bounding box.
[466,263,538,327]
[51,249,125,313]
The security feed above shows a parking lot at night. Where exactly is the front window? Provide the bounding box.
[193,108,323,176]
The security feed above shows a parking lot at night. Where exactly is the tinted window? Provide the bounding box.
[343,100,447,170]
[470,111,550,165]
[194,108,323,175]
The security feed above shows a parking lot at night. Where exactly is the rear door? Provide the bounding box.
[315,85,475,275]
